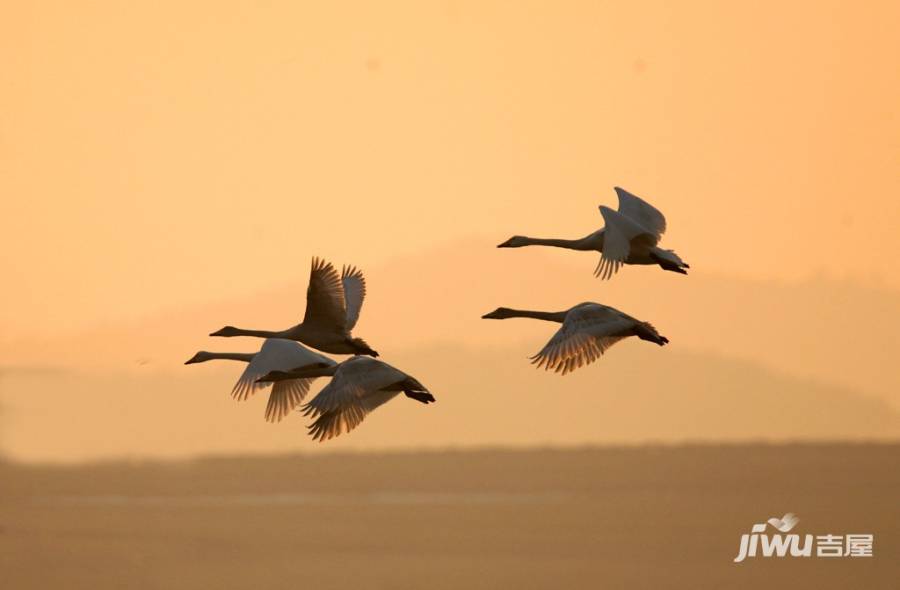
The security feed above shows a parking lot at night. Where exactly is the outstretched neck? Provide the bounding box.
[186,351,255,364]
[491,308,567,322]
[210,325,292,339]
[208,352,255,362]
[500,233,599,251]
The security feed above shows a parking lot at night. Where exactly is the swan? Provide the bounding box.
[497,186,689,279]
[210,257,378,356]
[185,338,337,422]
[257,356,435,442]
[482,302,668,374]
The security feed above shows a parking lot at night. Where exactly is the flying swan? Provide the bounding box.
[210,257,378,356]
[482,302,668,374]
[497,186,689,279]
[257,356,435,441]
[185,338,337,422]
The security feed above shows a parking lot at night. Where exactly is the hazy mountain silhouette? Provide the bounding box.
[2,239,897,410]
[2,342,897,462]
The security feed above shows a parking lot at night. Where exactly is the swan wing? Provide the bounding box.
[596,206,658,279]
[302,357,405,417]
[307,390,401,442]
[341,265,367,332]
[530,305,634,374]
[614,186,666,237]
[303,257,348,331]
[302,357,407,441]
[231,339,335,422]
[265,379,312,423]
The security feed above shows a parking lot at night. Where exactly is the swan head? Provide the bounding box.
[210,326,241,337]
[184,351,213,364]
[482,307,515,320]
[497,236,526,248]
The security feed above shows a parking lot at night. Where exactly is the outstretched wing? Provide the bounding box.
[593,249,622,281]
[303,257,347,331]
[596,206,658,279]
[302,357,407,441]
[341,265,367,332]
[614,187,666,238]
[231,339,335,422]
[265,380,312,423]
[302,357,404,417]
[530,305,635,375]
[307,390,400,442]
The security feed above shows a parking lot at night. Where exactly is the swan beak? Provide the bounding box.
[184,354,201,365]
[497,237,514,248]
[210,326,240,337]
[481,309,503,319]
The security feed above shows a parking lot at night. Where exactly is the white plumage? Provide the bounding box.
[209,257,378,356]
[257,356,436,442]
[231,339,336,422]
[613,186,667,237]
[497,186,689,279]
[339,265,366,332]
[185,339,336,422]
[303,357,434,441]
[482,302,669,375]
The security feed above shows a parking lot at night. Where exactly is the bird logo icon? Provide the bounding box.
[766,513,800,533]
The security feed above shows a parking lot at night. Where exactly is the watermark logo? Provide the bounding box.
[734,513,873,563]
[766,512,800,533]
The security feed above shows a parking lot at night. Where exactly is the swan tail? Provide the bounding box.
[635,322,669,346]
[649,248,689,275]
[404,390,436,404]
[351,337,379,357]
[401,376,435,404]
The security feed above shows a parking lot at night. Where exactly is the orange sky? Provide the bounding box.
[2,2,900,462]
[2,0,898,341]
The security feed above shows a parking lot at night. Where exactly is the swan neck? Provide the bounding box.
[209,352,256,362]
[503,309,567,322]
[519,236,594,250]
[235,328,289,339]
[191,351,255,363]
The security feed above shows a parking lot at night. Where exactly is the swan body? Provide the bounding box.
[185,338,337,422]
[497,187,689,279]
[210,258,378,356]
[482,302,668,374]
[258,356,435,442]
